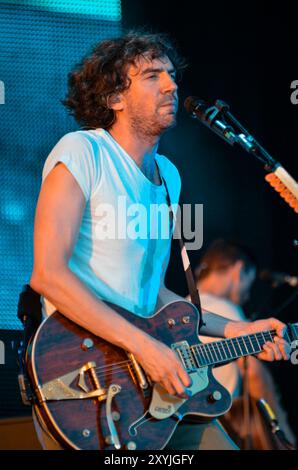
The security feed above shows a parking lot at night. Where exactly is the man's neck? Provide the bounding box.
[108,122,160,171]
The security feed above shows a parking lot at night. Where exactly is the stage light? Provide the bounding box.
[3,0,121,21]
[0,2,122,329]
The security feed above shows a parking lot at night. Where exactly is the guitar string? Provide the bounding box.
[94,359,132,371]
[90,329,278,375]
[83,334,288,389]
[193,330,276,364]
[95,367,132,380]
[90,336,275,381]
[94,362,132,375]
[86,334,279,383]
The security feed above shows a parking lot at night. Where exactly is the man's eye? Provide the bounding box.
[148,74,158,79]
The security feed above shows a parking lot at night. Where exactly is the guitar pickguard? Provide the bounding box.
[149,367,209,419]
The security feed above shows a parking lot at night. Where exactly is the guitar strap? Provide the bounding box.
[161,175,205,331]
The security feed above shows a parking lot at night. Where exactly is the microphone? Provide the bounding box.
[184,96,238,146]
[259,270,298,288]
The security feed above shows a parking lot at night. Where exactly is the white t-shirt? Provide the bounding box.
[188,293,247,397]
[41,128,181,317]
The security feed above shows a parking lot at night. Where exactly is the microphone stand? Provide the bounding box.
[205,100,298,214]
[191,100,297,448]
[242,357,253,450]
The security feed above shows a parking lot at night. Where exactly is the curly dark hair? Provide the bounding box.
[63,30,186,129]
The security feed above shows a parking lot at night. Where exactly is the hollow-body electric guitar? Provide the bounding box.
[26,300,297,450]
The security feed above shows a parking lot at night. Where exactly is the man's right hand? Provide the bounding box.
[132,335,192,399]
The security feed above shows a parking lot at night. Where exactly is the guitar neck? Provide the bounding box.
[190,323,298,368]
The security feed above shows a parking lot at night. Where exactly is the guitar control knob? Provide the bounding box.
[208,390,222,403]
[105,435,113,445]
[167,319,176,327]
[112,411,120,422]
[182,316,190,324]
[81,338,94,350]
[126,441,137,450]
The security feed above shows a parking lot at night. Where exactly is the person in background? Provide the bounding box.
[190,239,296,449]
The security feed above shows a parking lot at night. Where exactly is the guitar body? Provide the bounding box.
[26,300,232,450]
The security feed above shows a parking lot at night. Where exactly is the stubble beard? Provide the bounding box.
[129,105,177,141]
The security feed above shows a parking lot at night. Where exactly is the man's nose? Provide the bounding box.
[161,72,178,93]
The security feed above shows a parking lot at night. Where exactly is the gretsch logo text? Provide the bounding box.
[154,405,172,414]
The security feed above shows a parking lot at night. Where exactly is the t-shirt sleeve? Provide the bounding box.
[42,131,101,201]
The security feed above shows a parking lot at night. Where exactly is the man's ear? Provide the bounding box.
[107,93,124,111]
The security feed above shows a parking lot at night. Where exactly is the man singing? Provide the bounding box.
[29,31,290,450]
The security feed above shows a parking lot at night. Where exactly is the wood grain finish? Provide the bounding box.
[26,300,231,450]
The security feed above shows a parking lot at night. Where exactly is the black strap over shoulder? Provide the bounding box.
[17,283,42,348]
[162,175,205,332]
[16,284,42,405]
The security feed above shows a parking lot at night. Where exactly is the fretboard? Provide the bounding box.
[183,322,298,369]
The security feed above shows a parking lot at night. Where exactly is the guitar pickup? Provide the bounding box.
[171,341,197,372]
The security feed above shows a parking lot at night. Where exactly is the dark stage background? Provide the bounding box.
[0,0,297,446]
[122,0,298,440]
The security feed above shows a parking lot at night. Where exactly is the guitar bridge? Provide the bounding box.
[127,352,150,388]
[36,361,106,402]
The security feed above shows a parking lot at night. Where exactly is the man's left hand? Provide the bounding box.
[225,317,291,362]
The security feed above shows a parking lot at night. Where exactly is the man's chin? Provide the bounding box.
[162,114,177,131]
[147,115,177,137]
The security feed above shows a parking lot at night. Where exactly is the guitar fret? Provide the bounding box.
[195,345,207,367]
[210,343,220,363]
[254,334,261,350]
[268,331,274,342]
[249,336,259,353]
[252,335,263,353]
[204,344,214,364]
[192,328,283,369]
[256,332,265,346]
[220,341,228,360]
[260,332,267,345]
[241,337,250,355]
[217,342,226,360]
[243,336,254,354]
[198,344,210,365]
[217,342,227,361]
[206,343,217,363]
[263,331,270,341]
[228,339,238,358]
[191,347,201,367]
[219,341,230,361]
[194,346,202,365]
[234,337,243,355]
[214,343,224,362]
[266,332,272,345]
[224,341,231,359]
[198,345,208,365]
[257,332,269,350]
[252,336,259,351]
[200,346,209,366]
[247,335,254,352]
